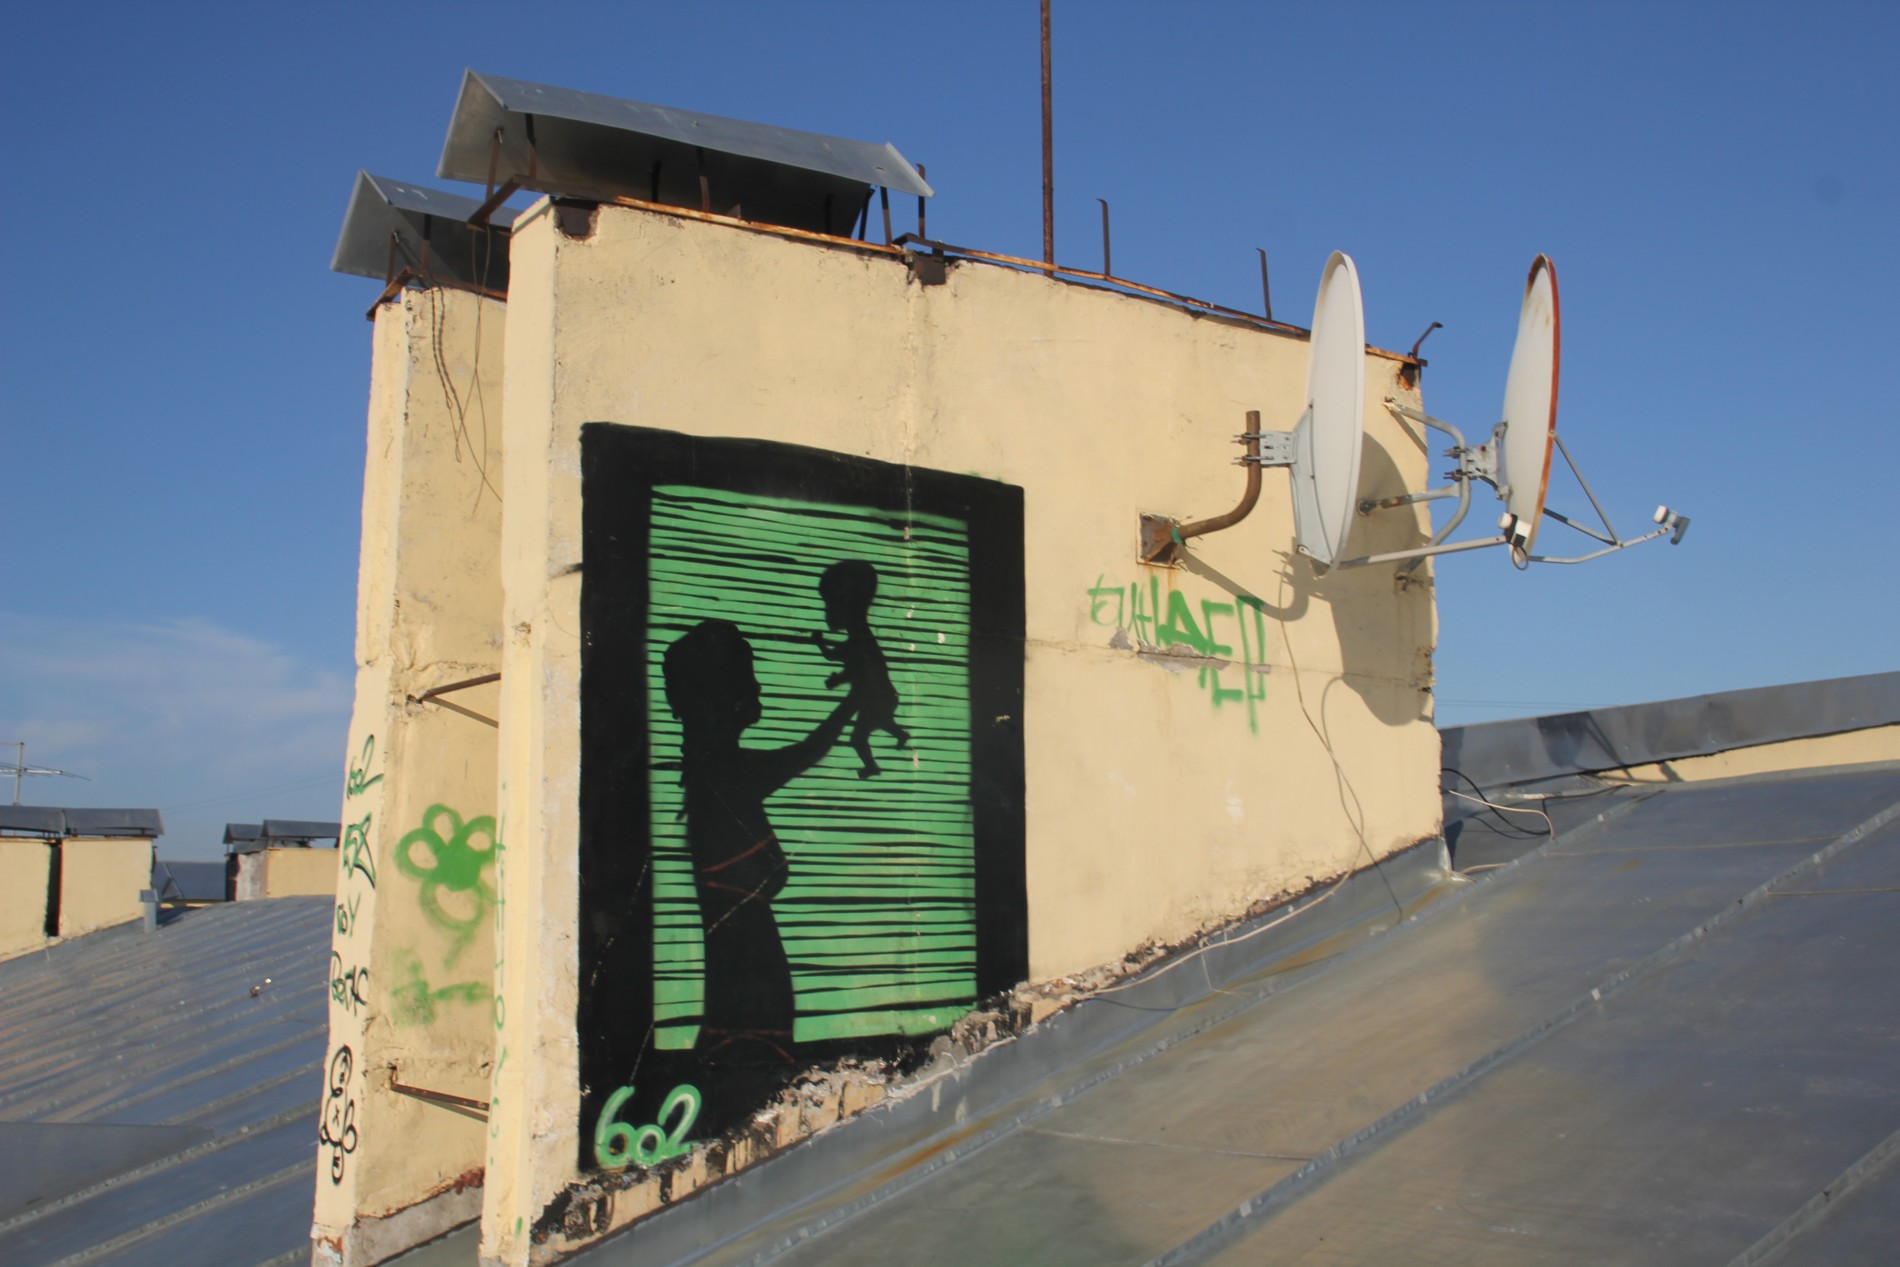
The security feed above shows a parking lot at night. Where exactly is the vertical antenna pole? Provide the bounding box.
[1098,198,1111,276]
[1041,0,1054,269]
[1258,248,1273,322]
[917,164,927,238]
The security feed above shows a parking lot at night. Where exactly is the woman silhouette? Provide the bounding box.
[662,619,854,1063]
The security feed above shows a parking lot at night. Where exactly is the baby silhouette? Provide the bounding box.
[811,560,911,778]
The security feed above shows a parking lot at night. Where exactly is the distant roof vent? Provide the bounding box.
[436,70,932,235]
[331,170,515,292]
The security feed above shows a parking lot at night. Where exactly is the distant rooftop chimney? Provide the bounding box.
[436,70,932,236]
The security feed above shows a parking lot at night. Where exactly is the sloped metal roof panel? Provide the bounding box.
[330,170,515,289]
[1440,669,1900,788]
[0,897,332,1267]
[0,806,163,837]
[565,765,1900,1267]
[437,71,928,235]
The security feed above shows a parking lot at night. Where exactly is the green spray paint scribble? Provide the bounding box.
[1087,574,1271,732]
[389,949,492,1027]
[395,804,497,967]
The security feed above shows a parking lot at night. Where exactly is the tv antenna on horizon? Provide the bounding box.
[4,742,89,805]
[1140,252,1689,576]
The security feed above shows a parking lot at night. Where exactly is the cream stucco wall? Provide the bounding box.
[259,846,339,899]
[314,286,507,1267]
[231,851,267,902]
[0,838,54,960]
[56,837,153,938]
[483,201,1442,1264]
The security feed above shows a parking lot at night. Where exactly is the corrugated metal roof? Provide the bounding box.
[0,897,332,1266]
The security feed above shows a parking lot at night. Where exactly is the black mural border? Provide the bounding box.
[577,422,1027,1164]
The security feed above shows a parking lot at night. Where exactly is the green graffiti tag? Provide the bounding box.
[1087,574,1271,732]
[345,734,383,799]
[389,950,492,1027]
[339,811,377,888]
[329,950,370,1015]
[394,804,497,966]
[334,891,361,937]
[592,1084,702,1170]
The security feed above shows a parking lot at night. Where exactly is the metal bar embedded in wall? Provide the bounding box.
[470,127,521,229]
[890,235,1315,339]
[364,269,508,322]
[415,672,501,699]
[880,186,892,245]
[1099,199,1111,277]
[389,1078,489,1118]
[1258,248,1273,322]
[407,672,502,728]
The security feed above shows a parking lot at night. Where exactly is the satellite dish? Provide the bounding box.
[1291,252,1367,570]
[1342,254,1688,572]
[1136,252,1368,571]
[1497,255,1560,557]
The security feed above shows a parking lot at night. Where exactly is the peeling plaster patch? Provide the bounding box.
[1106,625,1232,674]
[1137,642,1229,674]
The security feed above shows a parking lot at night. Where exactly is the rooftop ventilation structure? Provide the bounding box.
[436,70,932,236]
[331,171,516,298]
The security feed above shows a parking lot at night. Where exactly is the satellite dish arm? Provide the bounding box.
[1335,400,1507,570]
[1520,433,1691,563]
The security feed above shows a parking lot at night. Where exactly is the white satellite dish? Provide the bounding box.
[1138,252,1368,571]
[1343,253,1688,572]
[1289,252,1367,569]
[1497,255,1560,555]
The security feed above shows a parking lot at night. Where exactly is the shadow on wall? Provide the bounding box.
[1178,430,1432,730]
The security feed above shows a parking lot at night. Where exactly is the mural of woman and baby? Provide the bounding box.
[576,423,1024,1151]
[661,561,911,1063]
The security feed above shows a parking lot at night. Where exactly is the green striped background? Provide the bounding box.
[648,485,978,1048]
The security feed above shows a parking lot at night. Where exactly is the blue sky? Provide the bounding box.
[3,2,1895,859]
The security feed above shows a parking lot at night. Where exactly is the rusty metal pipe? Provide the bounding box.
[1041,0,1054,268]
[1176,410,1264,542]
